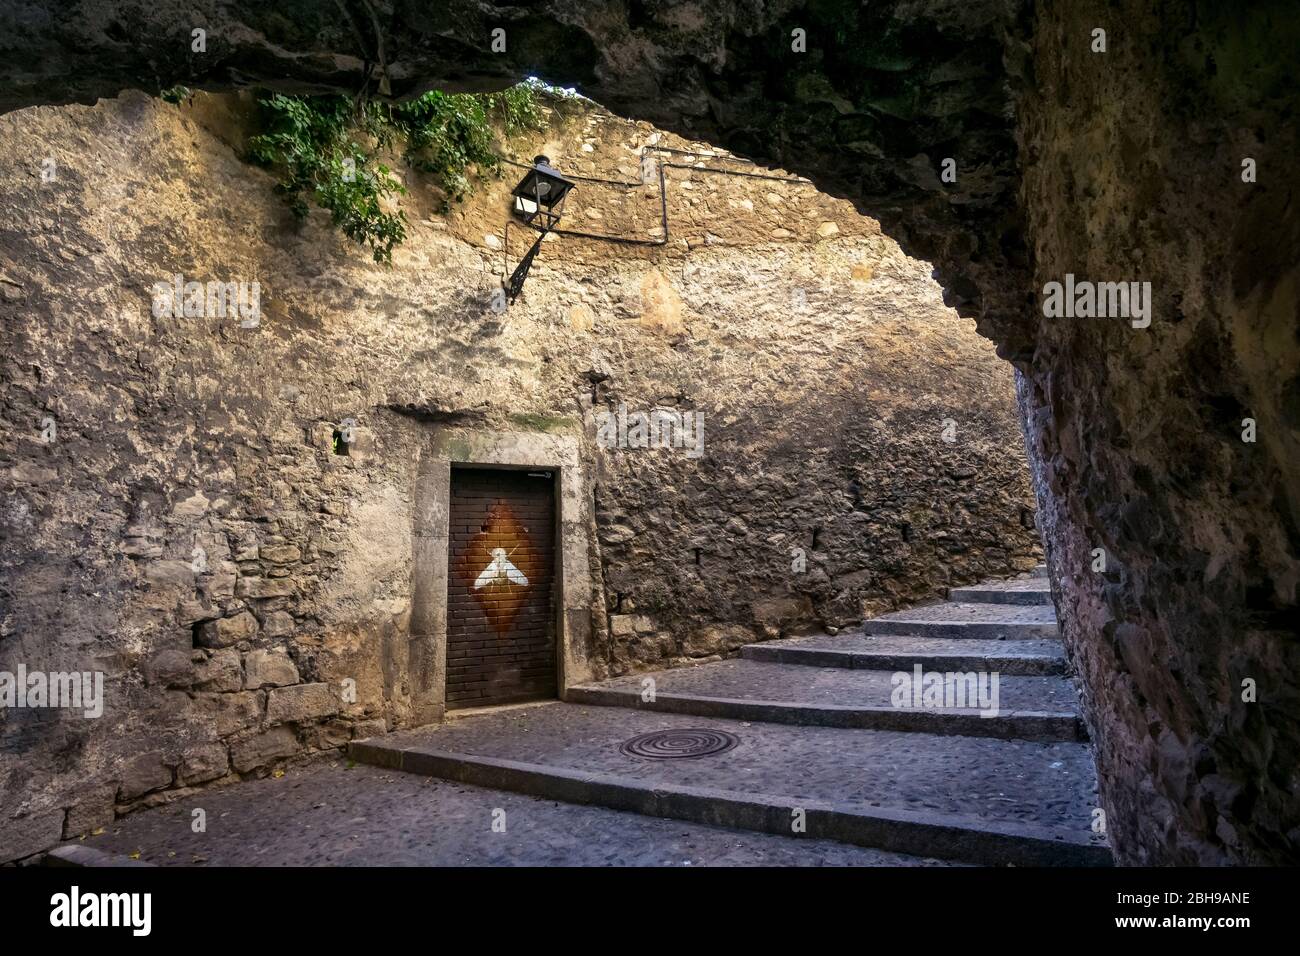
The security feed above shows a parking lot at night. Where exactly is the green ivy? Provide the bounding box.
[245,83,546,263]
[246,93,407,263]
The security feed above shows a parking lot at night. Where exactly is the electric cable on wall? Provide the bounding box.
[499,146,812,284]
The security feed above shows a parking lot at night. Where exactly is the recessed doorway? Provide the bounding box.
[445,467,558,709]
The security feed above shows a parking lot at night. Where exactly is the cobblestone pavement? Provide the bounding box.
[352,571,1106,865]
[65,759,954,866]
[382,702,1101,832]
[68,570,1099,866]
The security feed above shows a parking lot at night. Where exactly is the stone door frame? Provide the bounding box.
[410,428,593,724]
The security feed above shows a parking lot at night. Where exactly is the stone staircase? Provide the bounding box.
[351,567,1113,866]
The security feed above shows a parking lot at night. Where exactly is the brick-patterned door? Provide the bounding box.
[446,468,557,709]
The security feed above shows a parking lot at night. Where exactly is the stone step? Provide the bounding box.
[44,845,154,867]
[569,659,1084,742]
[350,703,1112,867]
[1031,564,1049,578]
[49,760,949,867]
[743,633,1067,676]
[949,579,1052,606]
[861,601,1059,640]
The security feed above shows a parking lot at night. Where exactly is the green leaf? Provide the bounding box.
[245,84,544,262]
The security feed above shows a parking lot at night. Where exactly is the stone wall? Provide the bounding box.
[1017,1,1300,864]
[0,90,1037,859]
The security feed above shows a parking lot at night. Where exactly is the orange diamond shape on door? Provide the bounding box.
[456,502,538,633]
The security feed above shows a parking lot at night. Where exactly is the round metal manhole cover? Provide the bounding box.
[619,729,740,760]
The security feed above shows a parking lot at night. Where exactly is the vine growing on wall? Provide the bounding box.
[243,83,546,263]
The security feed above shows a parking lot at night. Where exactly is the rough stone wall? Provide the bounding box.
[0,0,1038,359]
[1017,3,1300,864]
[0,91,1036,858]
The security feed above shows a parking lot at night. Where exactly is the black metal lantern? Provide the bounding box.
[511,154,575,230]
[505,155,576,303]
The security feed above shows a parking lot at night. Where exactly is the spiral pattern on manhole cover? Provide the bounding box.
[619,729,740,759]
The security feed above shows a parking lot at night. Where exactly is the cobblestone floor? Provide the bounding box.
[66,759,954,866]
[384,702,1101,834]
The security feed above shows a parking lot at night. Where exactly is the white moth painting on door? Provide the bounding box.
[475,548,529,589]
[455,501,538,633]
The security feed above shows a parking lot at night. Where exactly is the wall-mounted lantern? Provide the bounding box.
[512,154,575,229]
[506,155,576,302]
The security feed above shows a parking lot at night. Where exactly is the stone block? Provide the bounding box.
[196,610,259,648]
[751,595,813,628]
[146,649,193,688]
[230,726,299,774]
[121,536,163,558]
[243,648,299,688]
[179,743,229,785]
[63,785,117,838]
[261,610,296,637]
[260,544,301,564]
[306,719,352,750]
[351,718,388,739]
[610,614,654,637]
[413,472,448,536]
[193,691,263,737]
[117,751,173,801]
[144,559,193,588]
[682,623,754,657]
[194,648,242,692]
[267,682,338,724]
[236,576,296,599]
[204,569,237,600]
[0,808,65,863]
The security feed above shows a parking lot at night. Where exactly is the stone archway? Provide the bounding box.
[1,0,1297,865]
